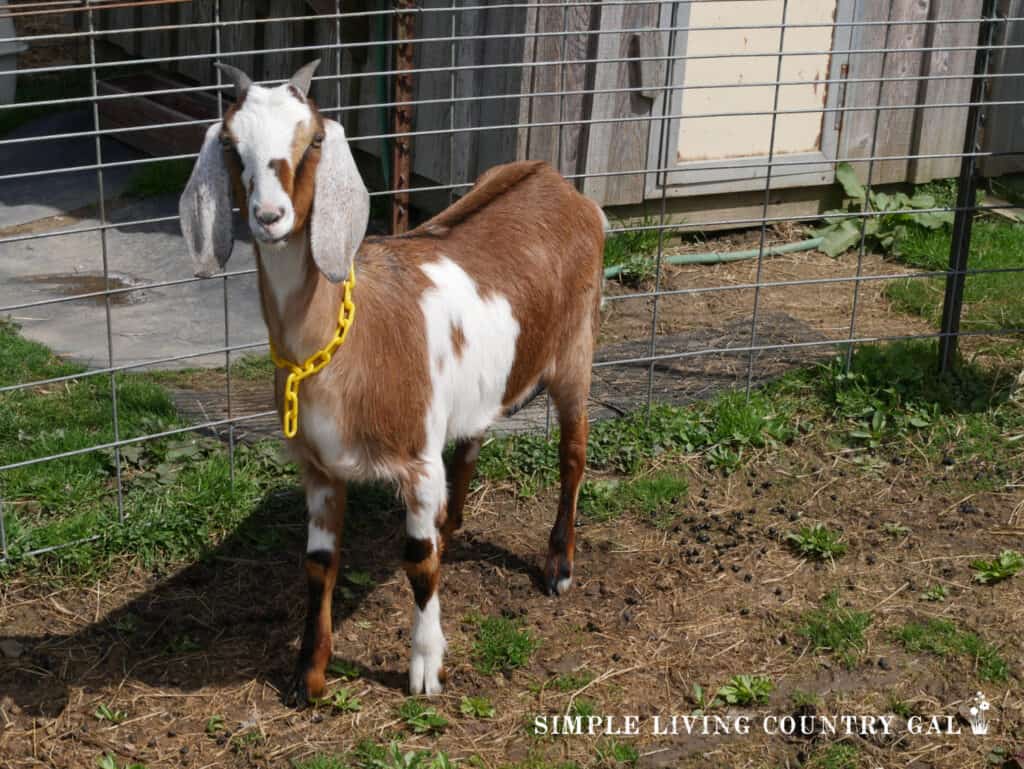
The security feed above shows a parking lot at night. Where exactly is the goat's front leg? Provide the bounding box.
[401,459,447,695]
[289,473,345,705]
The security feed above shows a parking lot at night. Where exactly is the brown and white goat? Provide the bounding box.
[179,60,605,702]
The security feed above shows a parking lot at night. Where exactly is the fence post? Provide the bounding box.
[937,0,1000,373]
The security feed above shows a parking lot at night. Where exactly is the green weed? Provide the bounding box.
[715,675,773,706]
[568,698,597,718]
[323,687,362,713]
[460,695,495,718]
[327,658,361,680]
[205,715,226,735]
[595,738,639,766]
[396,700,448,734]
[96,754,148,769]
[551,671,594,692]
[814,162,953,257]
[93,703,128,724]
[893,619,1009,682]
[805,742,862,769]
[786,524,847,561]
[971,550,1024,584]
[798,591,872,666]
[790,690,820,708]
[922,585,949,602]
[470,614,537,675]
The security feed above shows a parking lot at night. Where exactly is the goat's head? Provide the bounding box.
[179,60,369,283]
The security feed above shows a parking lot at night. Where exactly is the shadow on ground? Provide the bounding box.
[0,481,542,718]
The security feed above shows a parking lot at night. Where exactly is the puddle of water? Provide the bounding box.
[20,272,146,305]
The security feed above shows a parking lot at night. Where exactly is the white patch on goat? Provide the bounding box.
[555,576,573,595]
[306,520,336,555]
[418,257,520,450]
[300,401,395,482]
[409,593,446,696]
[306,485,334,520]
[229,83,312,240]
[405,459,446,542]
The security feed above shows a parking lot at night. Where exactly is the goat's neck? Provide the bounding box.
[255,233,342,365]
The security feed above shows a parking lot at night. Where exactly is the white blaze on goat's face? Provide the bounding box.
[226,83,314,245]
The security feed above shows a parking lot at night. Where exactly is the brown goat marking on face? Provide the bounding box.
[450,322,466,360]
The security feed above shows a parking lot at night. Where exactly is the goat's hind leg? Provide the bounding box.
[288,471,345,705]
[441,436,482,552]
[545,386,589,596]
[401,458,448,695]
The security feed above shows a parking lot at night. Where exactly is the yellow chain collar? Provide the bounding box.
[269,265,356,439]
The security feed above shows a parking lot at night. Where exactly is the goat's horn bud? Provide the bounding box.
[214,62,252,98]
[289,59,321,97]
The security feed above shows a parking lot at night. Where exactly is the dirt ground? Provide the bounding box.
[1,414,1022,769]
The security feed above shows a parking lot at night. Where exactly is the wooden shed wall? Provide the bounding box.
[99,0,1022,212]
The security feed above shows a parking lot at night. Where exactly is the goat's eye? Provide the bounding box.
[311,132,324,148]
[219,133,232,148]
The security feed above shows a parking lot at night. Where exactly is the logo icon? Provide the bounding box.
[967,691,991,735]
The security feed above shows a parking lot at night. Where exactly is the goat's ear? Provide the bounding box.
[310,119,369,283]
[179,122,235,277]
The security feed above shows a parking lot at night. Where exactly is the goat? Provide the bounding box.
[179,60,605,702]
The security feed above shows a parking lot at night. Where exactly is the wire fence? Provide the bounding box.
[1,0,1022,563]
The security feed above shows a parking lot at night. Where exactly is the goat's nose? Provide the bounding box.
[254,205,285,226]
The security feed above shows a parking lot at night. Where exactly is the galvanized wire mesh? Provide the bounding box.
[1,0,1022,562]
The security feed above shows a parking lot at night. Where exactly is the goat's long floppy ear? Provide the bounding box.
[310,119,369,283]
[179,122,234,277]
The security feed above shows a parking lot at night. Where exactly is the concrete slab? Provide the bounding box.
[0,195,268,371]
[0,109,146,229]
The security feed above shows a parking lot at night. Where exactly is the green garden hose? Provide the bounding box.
[603,236,824,279]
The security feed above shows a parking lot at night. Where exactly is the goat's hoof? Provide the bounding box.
[409,655,446,696]
[284,669,326,708]
[544,554,573,596]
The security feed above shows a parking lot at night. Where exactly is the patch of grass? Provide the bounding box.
[805,743,862,769]
[579,472,687,525]
[0,319,296,579]
[893,619,1009,682]
[715,675,773,706]
[798,591,872,667]
[551,671,594,692]
[479,390,792,494]
[595,738,639,767]
[886,219,1024,331]
[460,695,495,718]
[790,690,820,708]
[396,700,448,735]
[230,353,275,380]
[786,524,847,561]
[971,550,1024,584]
[568,698,597,718]
[470,614,537,675]
[121,158,195,199]
[603,216,664,286]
